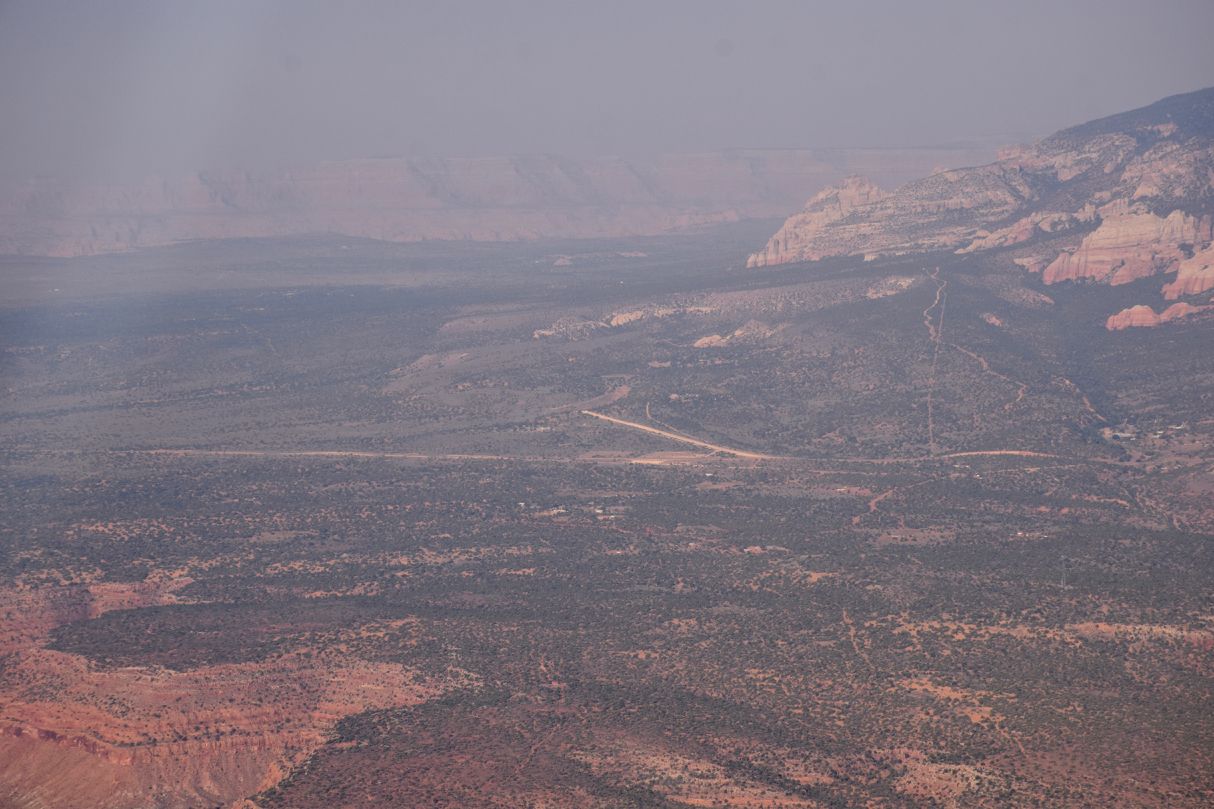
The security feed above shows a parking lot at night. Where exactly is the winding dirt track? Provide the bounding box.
[922,268,948,455]
[580,410,774,460]
[949,343,1029,412]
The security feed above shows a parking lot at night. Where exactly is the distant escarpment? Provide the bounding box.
[749,87,1214,328]
[0,146,995,257]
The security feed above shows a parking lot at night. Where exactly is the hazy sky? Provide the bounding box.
[2,0,1213,180]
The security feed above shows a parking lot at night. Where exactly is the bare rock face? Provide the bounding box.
[1105,304,1162,330]
[1161,301,1209,321]
[750,88,1214,313]
[959,206,1097,254]
[1041,202,1213,285]
[1105,301,1210,330]
[1162,241,1214,299]
[746,176,889,267]
[0,146,996,257]
[0,584,474,808]
[747,162,1039,267]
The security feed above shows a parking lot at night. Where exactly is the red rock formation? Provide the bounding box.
[0,646,466,809]
[1162,301,1208,321]
[0,585,473,808]
[1124,139,1214,201]
[1105,305,1161,330]
[960,205,1097,253]
[750,88,1214,327]
[749,88,1214,290]
[1105,301,1210,330]
[1042,202,1213,286]
[1162,242,1214,299]
[746,176,889,267]
[747,161,1038,267]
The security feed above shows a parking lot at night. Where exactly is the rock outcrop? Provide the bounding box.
[0,146,996,257]
[748,162,1039,267]
[1042,202,1212,285]
[1105,304,1162,330]
[749,87,1214,320]
[746,176,889,267]
[1105,301,1210,330]
[959,206,1097,254]
[0,584,474,808]
[692,319,778,348]
[1162,242,1214,299]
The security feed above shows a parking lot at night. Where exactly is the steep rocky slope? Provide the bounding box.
[749,88,1214,328]
[0,146,994,257]
[0,584,472,808]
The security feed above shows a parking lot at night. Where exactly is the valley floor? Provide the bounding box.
[1,228,1211,807]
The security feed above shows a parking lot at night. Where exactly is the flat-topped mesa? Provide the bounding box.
[746,176,888,268]
[748,87,1214,312]
[0,145,1001,257]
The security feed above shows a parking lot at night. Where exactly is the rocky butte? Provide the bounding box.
[748,87,1214,329]
[0,147,997,258]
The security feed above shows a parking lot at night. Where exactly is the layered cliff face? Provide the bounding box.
[749,87,1214,327]
[1106,301,1212,330]
[746,176,888,267]
[1163,242,1214,299]
[0,146,995,257]
[1041,202,1213,286]
[748,163,1038,267]
[0,583,473,808]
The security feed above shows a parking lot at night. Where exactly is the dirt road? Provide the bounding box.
[580,410,774,460]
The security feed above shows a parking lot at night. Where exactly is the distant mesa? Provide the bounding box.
[0,146,997,257]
